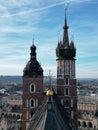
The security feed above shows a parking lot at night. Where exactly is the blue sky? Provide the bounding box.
[0,0,98,78]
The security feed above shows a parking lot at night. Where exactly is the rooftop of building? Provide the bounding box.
[27,89,74,130]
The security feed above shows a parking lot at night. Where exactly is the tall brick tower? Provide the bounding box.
[22,42,43,130]
[56,9,77,129]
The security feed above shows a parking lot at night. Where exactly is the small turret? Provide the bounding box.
[70,41,74,49]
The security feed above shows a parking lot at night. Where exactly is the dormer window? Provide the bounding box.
[30,83,36,93]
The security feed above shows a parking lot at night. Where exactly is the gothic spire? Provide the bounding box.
[56,8,76,59]
[63,8,69,48]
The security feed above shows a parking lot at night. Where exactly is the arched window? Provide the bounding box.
[78,121,81,127]
[13,114,16,119]
[5,113,8,119]
[17,115,20,119]
[9,114,12,119]
[30,99,35,108]
[82,121,86,127]
[65,88,69,96]
[30,83,36,93]
[88,122,92,128]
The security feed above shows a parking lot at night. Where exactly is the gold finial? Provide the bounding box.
[46,89,53,96]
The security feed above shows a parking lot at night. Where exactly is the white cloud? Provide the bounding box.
[0,0,91,17]
[0,0,35,7]
[0,26,31,33]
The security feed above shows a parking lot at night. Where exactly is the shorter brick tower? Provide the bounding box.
[22,42,43,130]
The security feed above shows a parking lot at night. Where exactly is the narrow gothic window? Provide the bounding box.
[66,88,68,95]
[30,83,35,93]
[31,99,34,107]
[65,88,69,96]
[65,78,69,85]
[30,99,35,108]
[31,84,34,91]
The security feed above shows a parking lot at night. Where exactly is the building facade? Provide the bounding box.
[7,95,22,106]
[56,10,77,129]
[78,91,98,130]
